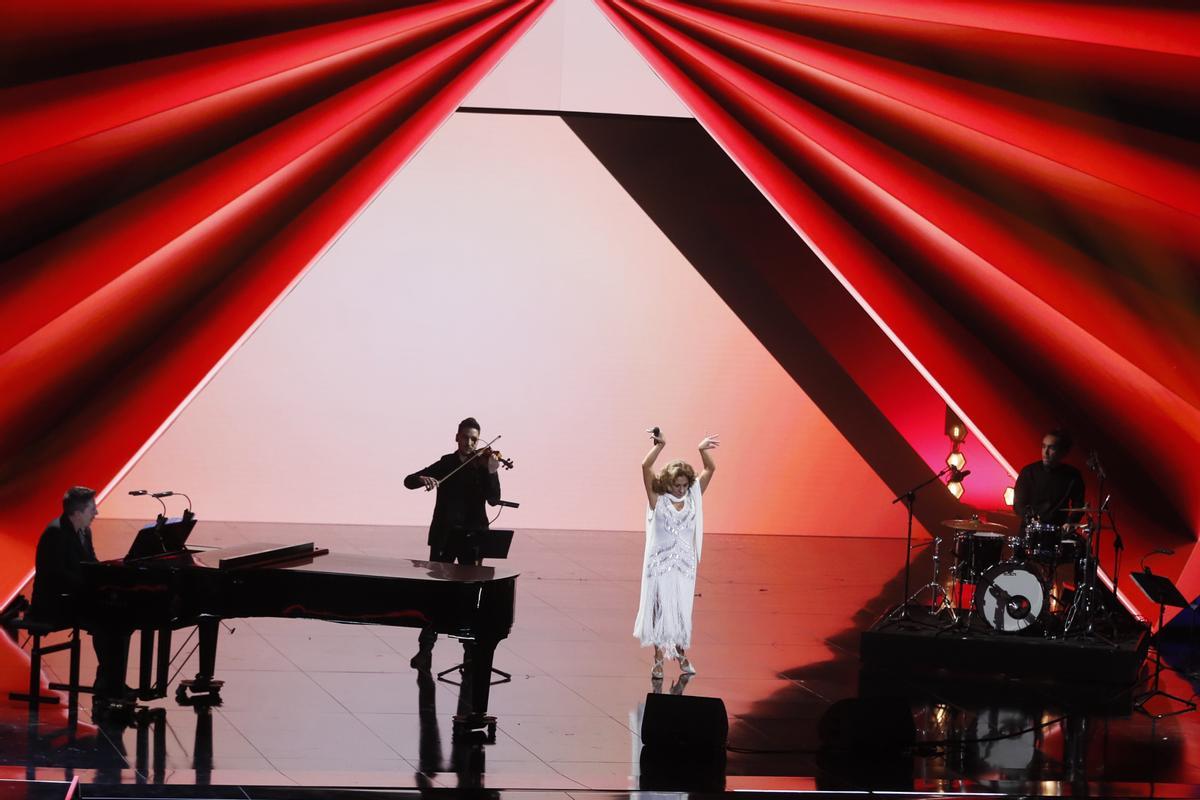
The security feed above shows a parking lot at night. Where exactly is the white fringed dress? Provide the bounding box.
[632,480,704,657]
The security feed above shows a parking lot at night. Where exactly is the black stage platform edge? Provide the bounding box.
[71,789,1146,800]
[71,789,980,800]
[859,659,1138,715]
[861,604,1150,691]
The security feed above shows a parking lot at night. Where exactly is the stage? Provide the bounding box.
[3,522,1200,798]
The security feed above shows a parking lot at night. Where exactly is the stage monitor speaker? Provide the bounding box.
[641,693,728,755]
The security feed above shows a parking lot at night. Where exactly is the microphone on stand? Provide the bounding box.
[496,500,520,509]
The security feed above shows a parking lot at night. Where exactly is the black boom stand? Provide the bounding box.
[879,466,956,629]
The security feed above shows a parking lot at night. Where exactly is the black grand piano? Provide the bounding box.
[82,539,518,735]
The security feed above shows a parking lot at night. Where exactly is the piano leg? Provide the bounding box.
[176,617,223,705]
[138,629,154,696]
[137,627,172,700]
[197,617,218,682]
[156,628,171,694]
[453,637,500,741]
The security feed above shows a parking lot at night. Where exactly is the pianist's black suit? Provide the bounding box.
[31,515,132,700]
[404,452,501,561]
[31,515,95,623]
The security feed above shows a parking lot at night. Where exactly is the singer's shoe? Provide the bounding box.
[651,658,664,679]
[678,657,696,675]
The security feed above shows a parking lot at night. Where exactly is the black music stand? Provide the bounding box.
[1130,570,1195,718]
[126,513,197,561]
[445,528,514,565]
[438,529,515,687]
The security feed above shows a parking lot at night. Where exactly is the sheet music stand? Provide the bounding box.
[126,513,197,561]
[1130,570,1195,718]
[438,529,515,687]
[445,528,514,565]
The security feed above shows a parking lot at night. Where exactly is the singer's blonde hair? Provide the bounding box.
[652,460,696,495]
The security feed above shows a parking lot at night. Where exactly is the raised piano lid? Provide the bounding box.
[192,543,519,582]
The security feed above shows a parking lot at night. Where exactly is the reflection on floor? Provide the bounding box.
[2,521,1200,796]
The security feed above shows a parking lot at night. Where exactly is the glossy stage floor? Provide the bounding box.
[4,521,1200,798]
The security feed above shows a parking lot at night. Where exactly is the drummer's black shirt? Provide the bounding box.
[1012,461,1085,524]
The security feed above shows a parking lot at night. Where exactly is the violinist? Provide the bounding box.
[403,417,503,668]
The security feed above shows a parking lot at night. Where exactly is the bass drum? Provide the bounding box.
[975,561,1049,633]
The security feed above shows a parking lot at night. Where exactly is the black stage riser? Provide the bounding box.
[861,604,1149,687]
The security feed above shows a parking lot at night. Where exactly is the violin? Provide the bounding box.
[473,445,515,470]
[435,435,516,487]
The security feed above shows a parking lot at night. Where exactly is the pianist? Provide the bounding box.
[30,486,133,705]
[404,417,502,668]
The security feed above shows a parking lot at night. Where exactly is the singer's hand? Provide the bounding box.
[419,476,439,491]
[646,428,665,446]
[486,451,501,474]
[698,434,720,451]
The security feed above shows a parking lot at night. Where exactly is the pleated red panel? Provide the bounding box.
[594,0,1200,612]
[0,0,551,600]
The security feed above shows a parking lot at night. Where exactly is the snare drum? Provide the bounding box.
[953,531,1009,584]
[1018,521,1065,562]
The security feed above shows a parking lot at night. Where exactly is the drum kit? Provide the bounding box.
[917,510,1105,635]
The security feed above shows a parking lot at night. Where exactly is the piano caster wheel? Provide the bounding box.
[452,714,497,744]
[176,678,224,707]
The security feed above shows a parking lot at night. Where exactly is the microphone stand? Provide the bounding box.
[882,465,954,628]
[1105,498,1122,603]
[1084,452,1121,636]
[1087,451,1110,593]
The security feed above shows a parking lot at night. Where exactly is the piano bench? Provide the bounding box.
[7,618,89,717]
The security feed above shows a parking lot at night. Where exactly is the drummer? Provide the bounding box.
[1012,428,1085,526]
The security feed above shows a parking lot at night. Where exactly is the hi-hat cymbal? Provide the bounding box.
[943,518,1008,532]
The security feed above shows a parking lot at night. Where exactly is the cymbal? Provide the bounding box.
[943,518,1008,533]
[1063,507,1091,513]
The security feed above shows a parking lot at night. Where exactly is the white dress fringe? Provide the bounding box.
[632,480,704,658]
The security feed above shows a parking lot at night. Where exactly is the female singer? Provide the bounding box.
[633,428,719,678]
